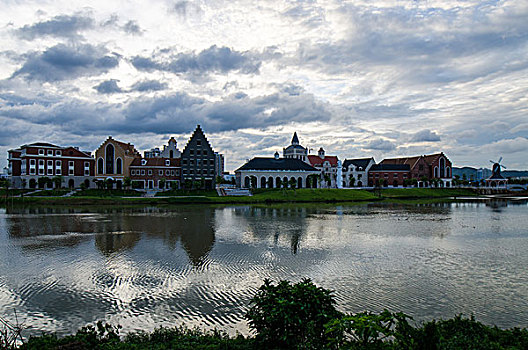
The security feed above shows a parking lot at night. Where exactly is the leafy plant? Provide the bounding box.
[246,278,341,349]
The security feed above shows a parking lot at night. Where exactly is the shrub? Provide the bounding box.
[246,278,341,349]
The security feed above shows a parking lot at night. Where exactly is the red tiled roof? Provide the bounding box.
[381,153,446,169]
[307,155,338,167]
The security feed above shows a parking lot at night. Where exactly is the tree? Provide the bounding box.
[250,176,257,189]
[1,179,11,200]
[276,178,282,189]
[349,174,356,187]
[52,176,63,189]
[123,177,131,190]
[29,178,37,189]
[324,174,331,187]
[246,279,341,349]
[38,177,49,189]
[288,177,297,191]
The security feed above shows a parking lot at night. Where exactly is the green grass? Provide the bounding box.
[26,189,71,197]
[73,189,142,197]
[380,188,476,199]
[155,189,219,197]
[0,189,33,196]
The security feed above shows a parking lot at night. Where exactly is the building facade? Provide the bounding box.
[342,157,375,187]
[368,164,411,187]
[307,148,340,188]
[235,152,320,189]
[7,142,95,189]
[380,153,453,187]
[129,158,181,189]
[181,125,216,190]
[94,137,141,188]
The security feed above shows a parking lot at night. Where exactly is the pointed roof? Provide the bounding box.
[292,132,299,145]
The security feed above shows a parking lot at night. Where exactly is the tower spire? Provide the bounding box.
[292,132,299,145]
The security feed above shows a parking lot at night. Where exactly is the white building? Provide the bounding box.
[235,152,320,189]
[283,132,308,161]
[342,158,375,187]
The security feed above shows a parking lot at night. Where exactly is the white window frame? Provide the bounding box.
[141,170,145,175]
[56,150,62,156]
[39,149,44,155]
[69,161,74,176]
[47,160,53,175]
[148,170,152,176]
[159,170,163,176]
[47,150,53,156]
[165,159,170,166]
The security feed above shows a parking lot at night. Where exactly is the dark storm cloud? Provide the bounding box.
[0,87,333,136]
[130,80,168,92]
[363,139,396,151]
[94,80,122,94]
[410,129,441,142]
[15,14,94,40]
[12,44,119,82]
[131,45,261,76]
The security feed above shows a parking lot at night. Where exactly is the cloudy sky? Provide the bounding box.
[1,0,527,171]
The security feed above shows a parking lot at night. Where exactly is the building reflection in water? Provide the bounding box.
[4,206,215,267]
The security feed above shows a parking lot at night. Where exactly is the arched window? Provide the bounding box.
[169,150,174,158]
[297,177,302,189]
[105,144,115,174]
[97,158,104,174]
[434,166,439,178]
[439,158,445,178]
[276,177,281,188]
[260,177,266,188]
[268,177,274,188]
[116,158,122,174]
[244,176,250,188]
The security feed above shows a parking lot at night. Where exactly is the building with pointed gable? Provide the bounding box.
[181,125,217,189]
[378,152,453,187]
[307,147,340,188]
[342,157,375,187]
[94,137,141,188]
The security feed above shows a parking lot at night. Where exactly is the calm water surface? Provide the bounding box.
[0,201,527,336]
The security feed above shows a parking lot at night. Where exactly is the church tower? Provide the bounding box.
[283,132,308,161]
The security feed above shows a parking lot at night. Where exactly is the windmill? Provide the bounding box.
[489,157,507,178]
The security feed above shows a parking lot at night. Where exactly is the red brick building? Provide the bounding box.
[129,158,181,189]
[7,142,95,189]
[368,164,411,187]
[379,152,453,187]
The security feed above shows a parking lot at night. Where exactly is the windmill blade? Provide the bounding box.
[498,156,503,163]
[501,164,507,169]
[489,160,495,164]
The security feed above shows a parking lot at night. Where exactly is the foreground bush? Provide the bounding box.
[10,279,528,349]
[246,279,341,349]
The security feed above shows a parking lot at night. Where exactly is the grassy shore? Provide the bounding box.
[1,188,477,205]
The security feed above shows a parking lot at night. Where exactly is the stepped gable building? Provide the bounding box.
[368,163,411,187]
[181,125,217,190]
[380,152,453,187]
[342,157,375,187]
[235,151,320,189]
[129,157,181,189]
[307,148,340,188]
[94,137,141,188]
[7,142,95,189]
[283,132,308,161]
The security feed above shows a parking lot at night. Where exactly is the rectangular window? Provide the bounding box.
[189,149,194,155]
[56,150,62,156]
[165,160,170,166]
[196,150,201,155]
[148,170,152,176]
[141,170,145,175]
[47,150,53,156]
[173,170,177,176]
[159,170,163,176]
[197,140,201,146]
[39,149,44,155]
[166,170,170,176]
[56,160,61,167]
[131,170,135,176]
[47,160,53,175]
[30,159,36,167]
[182,159,187,165]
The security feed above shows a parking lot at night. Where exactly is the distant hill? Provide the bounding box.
[452,167,528,179]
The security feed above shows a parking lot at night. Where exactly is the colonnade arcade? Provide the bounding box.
[242,173,319,189]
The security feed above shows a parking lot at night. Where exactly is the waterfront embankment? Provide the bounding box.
[0,188,478,206]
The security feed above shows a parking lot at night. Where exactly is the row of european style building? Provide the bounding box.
[7,126,456,191]
[7,125,223,190]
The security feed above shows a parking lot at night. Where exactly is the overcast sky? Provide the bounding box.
[1,0,527,171]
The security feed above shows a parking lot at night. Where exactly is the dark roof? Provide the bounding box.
[292,132,299,144]
[236,157,318,172]
[370,164,410,171]
[343,158,373,169]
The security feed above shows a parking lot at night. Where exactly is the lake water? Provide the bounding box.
[0,200,527,337]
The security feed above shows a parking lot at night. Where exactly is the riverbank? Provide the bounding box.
[1,188,477,206]
[12,279,528,349]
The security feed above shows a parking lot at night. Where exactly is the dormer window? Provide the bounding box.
[165,160,170,166]
[141,159,147,166]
